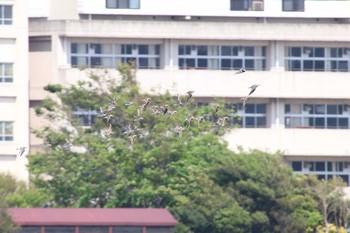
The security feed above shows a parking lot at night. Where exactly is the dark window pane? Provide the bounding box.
[138,58,148,68]
[112,226,142,233]
[198,59,208,68]
[339,175,349,185]
[45,227,75,233]
[317,174,326,180]
[4,6,12,18]
[290,47,301,57]
[106,0,117,8]
[290,60,301,71]
[339,118,348,128]
[221,46,232,56]
[91,57,102,67]
[327,118,337,128]
[315,118,325,128]
[186,59,195,68]
[244,46,254,56]
[327,162,332,171]
[197,46,208,56]
[256,117,266,127]
[339,61,348,71]
[138,45,148,54]
[315,61,324,71]
[245,104,255,113]
[257,104,266,113]
[231,0,249,11]
[303,60,313,71]
[221,59,231,70]
[285,104,291,114]
[19,227,42,233]
[178,45,185,55]
[245,117,255,127]
[327,105,337,114]
[292,161,302,171]
[79,226,109,233]
[315,162,325,171]
[232,59,243,69]
[146,227,174,233]
[313,48,324,57]
[245,59,254,69]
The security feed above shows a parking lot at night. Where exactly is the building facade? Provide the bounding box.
[0,0,29,181]
[27,0,350,183]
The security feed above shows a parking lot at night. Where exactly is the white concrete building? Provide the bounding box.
[28,0,350,183]
[0,0,29,180]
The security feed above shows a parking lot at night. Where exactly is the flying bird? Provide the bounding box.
[241,96,249,109]
[140,98,151,111]
[212,105,220,113]
[104,124,113,137]
[176,125,185,138]
[174,92,183,106]
[124,101,134,107]
[185,90,195,102]
[234,67,246,75]
[160,105,169,115]
[168,110,177,118]
[134,108,144,121]
[248,84,261,96]
[16,147,26,156]
[197,116,204,126]
[128,135,137,147]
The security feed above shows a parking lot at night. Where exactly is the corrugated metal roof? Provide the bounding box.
[7,208,177,226]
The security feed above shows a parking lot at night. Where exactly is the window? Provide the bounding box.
[19,226,42,233]
[179,45,266,70]
[230,0,264,11]
[282,0,304,12]
[288,160,350,185]
[0,5,12,25]
[225,103,267,128]
[0,63,13,83]
[0,121,13,141]
[106,0,140,9]
[44,227,75,233]
[146,227,174,233]
[284,104,350,129]
[79,226,109,233]
[72,107,98,126]
[286,47,350,72]
[71,43,160,69]
[112,226,142,233]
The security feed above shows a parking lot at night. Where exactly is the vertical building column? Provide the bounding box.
[270,98,285,128]
[270,41,285,71]
[163,39,178,70]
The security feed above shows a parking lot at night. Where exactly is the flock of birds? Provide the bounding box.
[16,67,261,155]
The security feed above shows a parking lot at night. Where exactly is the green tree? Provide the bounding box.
[28,63,324,233]
[214,149,322,233]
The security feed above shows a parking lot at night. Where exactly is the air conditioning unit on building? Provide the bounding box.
[252,1,264,11]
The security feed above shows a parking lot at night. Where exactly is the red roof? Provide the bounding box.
[7,208,177,226]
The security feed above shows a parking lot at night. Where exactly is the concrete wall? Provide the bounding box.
[0,0,29,181]
[75,0,350,18]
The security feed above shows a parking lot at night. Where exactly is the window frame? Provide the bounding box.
[70,43,160,69]
[284,103,350,129]
[106,0,140,9]
[0,121,14,141]
[0,5,12,25]
[178,45,266,71]
[0,63,13,83]
[285,47,350,72]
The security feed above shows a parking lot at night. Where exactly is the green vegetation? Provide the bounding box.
[3,63,345,232]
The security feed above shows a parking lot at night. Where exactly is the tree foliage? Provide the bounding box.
[26,63,343,233]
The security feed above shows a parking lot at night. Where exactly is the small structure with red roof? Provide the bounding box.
[7,208,177,233]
